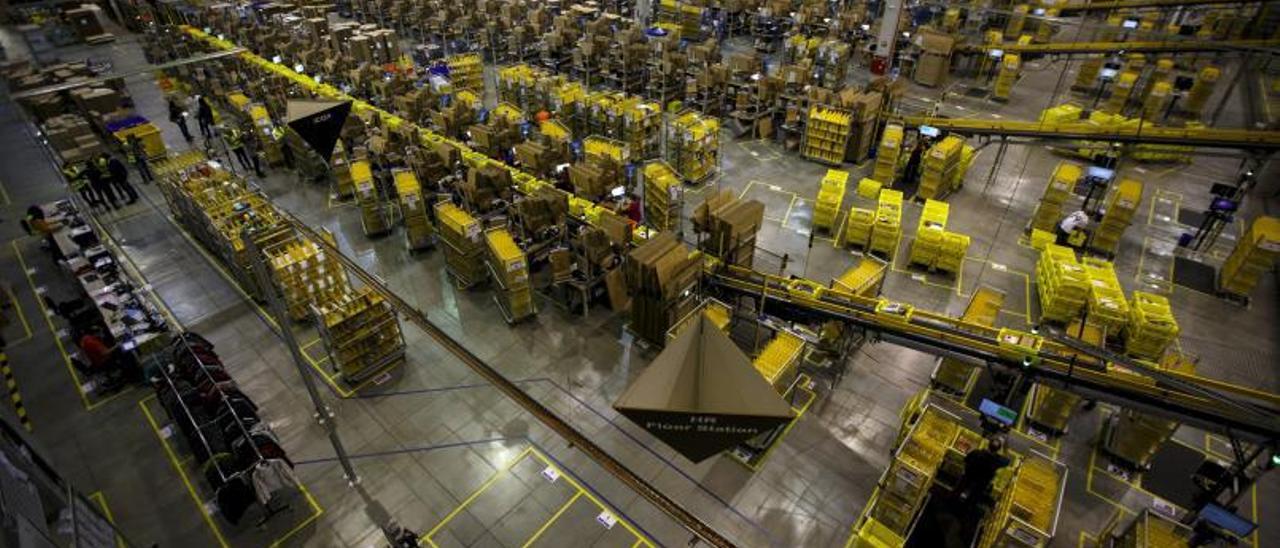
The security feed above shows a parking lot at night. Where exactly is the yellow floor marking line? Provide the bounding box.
[140,394,323,548]
[12,240,94,410]
[3,286,34,345]
[780,195,798,226]
[0,353,32,431]
[425,446,535,541]
[521,492,584,547]
[1084,445,1139,517]
[89,491,125,548]
[526,448,653,546]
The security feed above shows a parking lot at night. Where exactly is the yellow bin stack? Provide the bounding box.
[873,124,904,185]
[919,136,963,200]
[485,228,535,323]
[1185,66,1220,117]
[436,202,487,288]
[815,169,849,232]
[1103,71,1139,114]
[753,331,804,393]
[1031,162,1081,233]
[909,200,948,268]
[394,169,433,252]
[1036,244,1089,323]
[803,106,854,165]
[993,54,1020,101]
[1124,292,1179,360]
[870,189,903,257]
[1090,178,1142,256]
[1082,257,1129,334]
[1219,215,1280,299]
[844,207,876,249]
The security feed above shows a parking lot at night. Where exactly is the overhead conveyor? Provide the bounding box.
[891,116,1280,150]
[704,265,1280,444]
[959,38,1280,56]
[1057,0,1277,14]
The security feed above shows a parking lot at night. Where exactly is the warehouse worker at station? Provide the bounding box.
[1056,209,1091,247]
[955,434,1010,505]
[62,161,98,207]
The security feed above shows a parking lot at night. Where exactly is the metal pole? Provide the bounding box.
[244,228,361,485]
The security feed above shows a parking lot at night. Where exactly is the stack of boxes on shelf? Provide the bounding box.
[919,135,967,200]
[813,169,848,233]
[1030,162,1081,234]
[802,106,851,165]
[446,53,484,91]
[264,235,352,322]
[485,228,536,322]
[873,124,904,186]
[352,159,390,236]
[1124,292,1179,360]
[1036,244,1089,324]
[435,202,487,288]
[1219,216,1279,299]
[1082,258,1129,336]
[313,287,405,383]
[869,189,903,258]
[393,169,433,251]
[908,199,969,275]
[1090,178,1142,256]
[642,160,683,233]
[666,110,720,184]
[625,232,702,345]
[694,190,765,268]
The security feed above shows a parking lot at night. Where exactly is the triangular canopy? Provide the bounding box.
[286,100,351,162]
[613,315,795,463]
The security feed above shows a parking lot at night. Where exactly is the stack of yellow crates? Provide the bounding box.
[980,454,1064,548]
[667,110,720,184]
[446,53,484,91]
[1073,56,1103,91]
[1082,258,1129,334]
[436,202,487,288]
[1144,80,1172,120]
[266,237,352,322]
[993,54,1020,101]
[1005,4,1029,37]
[1184,66,1220,117]
[814,169,849,232]
[1103,71,1139,114]
[919,136,963,200]
[1090,178,1142,256]
[870,189,903,257]
[844,207,875,249]
[1115,510,1192,547]
[1039,103,1082,124]
[485,228,535,322]
[1124,292,1179,360]
[642,160,683,232]
[933,286,1003,395]
[1219,215,1280,299]
[873,409,957,535]
[313,286,405,383]
[352,159,390,236]
[873,124,904,185]
[1036,244,1089,323]
[394,169,433,252]
[753,331,804,394]
[803,106,853,164]
[937,232,970,274]
[909,200,948,268]
[1031,162,1081,233]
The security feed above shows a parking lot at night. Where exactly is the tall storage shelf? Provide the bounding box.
[446,53,484,91]
[485,228,536,323]
[264,234,352,322]
[814,169,848,233]
[352,159,390,237]
[869,189,903,258]
[666,110,720,184]
[642,160,683,233]
[978,453,1067,548]
[919,136,965,201]
[436,201,487,288]
[873,124,904,186]
[1031,162,1081,233]
[1219,215,1279,298]
[1036,244,1089,324]
[802,106,852,165]
[1090,178,1142,256]
[394,169,433,252]
[312,287,406,384]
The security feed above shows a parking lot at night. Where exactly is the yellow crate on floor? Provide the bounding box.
[844,207,875,249]
[873,124,904,185]
[753,331,804,392]
[1091,178,1142,255]
[815,169,849,231]
[1036,244,1088,323]
[1125,291,1179,359]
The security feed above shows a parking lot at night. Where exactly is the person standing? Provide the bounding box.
[62,161,99,207]
[197,95,215,139]
[242,127,265,177]
[1056,210,1090,246]
[955,435,1010,504]
[168,97,192,142]
[225,124,253,172]
[105,154,139,205]
[127,135,154,183]
[85,157,120,210]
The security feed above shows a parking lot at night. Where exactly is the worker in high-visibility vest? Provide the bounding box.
[225,124,253,172]
[62,161,99,207]
[84,158,120,210]
[272,125,294,169]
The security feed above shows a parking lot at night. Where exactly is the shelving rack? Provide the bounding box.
[666,109,720,184]
[642,160,683,233]
[976,452,1066,548]
[312,286,406,383]
[435,201,487,288]
[1089,178,1142,256]
[446,52,484,91]
[394,169,433,251]
[814,169,848,233]
[352,159,391,236]
[802,106,852,165]
[485,227,536,323]
[263,232,352,322]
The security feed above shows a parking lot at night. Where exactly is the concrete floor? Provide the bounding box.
[0,21,1278,548]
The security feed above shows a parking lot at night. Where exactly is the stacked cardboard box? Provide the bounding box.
[913,30,955,87]
[695,190,765,267]
[625,232,702,345]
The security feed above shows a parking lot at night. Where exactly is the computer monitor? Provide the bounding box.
[1199,503,1257,537]
[1122,19,1139,29]
[1086,166,1115,182]
[979,399,1018,426]
[919,125,941,138]
[989,49,1004,59]
[1210,197,1239,213]
[1099,67,1119,80]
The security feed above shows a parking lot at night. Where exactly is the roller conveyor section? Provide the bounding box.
[892,116,1280,150]
[1057,0,1279,14]
[960,39,1280,55]
[705,265,1280,442]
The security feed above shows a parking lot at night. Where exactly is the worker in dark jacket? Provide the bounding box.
[197,95,215,139]
[104,154,139,205]
[127,135,153,183]
[168,97,192,141]
[62,161,98,207]
[85,158,119,210]
[955,435,1010,505]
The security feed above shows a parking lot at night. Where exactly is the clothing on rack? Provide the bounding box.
[250,458,298,506]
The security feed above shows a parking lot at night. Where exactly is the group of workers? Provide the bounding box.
[168,94,268,177]
[61,145,145,211]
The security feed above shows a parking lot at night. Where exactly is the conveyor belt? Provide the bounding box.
[892,116,1280,150]
[706,266,1280,442]
[960,39,1280,55]
[1058,0,1277,14]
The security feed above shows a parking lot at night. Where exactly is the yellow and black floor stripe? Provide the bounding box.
[0,353,32,431]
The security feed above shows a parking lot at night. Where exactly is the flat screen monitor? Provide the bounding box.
[919,125,941,138]
[1199,503,1257,537]
[1210,198,1239,212]
[989,49,1004,59]
[1099,67,1119,80]
[1122,19,1139,29]
[1086,166,1115,181]
[979,399,1017,426]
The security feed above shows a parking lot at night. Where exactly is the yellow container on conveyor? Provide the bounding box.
[753,331,805,392]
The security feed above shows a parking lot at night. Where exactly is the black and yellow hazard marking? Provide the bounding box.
[0,353,32,431]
